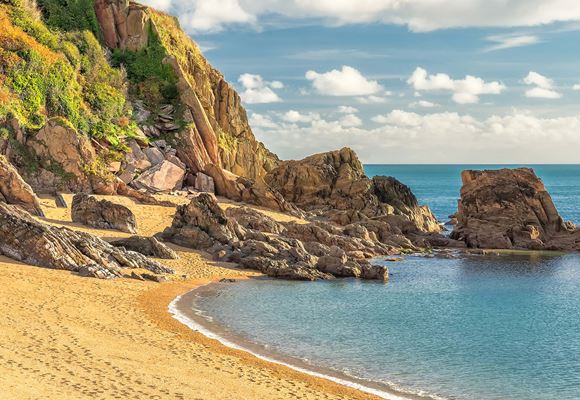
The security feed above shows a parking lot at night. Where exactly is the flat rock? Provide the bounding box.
[133,160,185,192]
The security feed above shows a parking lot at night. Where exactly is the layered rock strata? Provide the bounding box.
[72,194,137,234]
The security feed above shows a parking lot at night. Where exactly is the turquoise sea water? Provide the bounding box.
[186,165,580,400]
[364,164,580,225]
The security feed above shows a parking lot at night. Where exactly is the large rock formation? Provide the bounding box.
[94,0,149,50]
[451,168,580,250]
[110,236,178,259]
[0,202,172,279]
[159,194,390,281]
[265,147,441,231]
[0,155,43,216]
[72,194,137,234]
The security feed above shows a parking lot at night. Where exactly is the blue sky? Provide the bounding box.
[144,0,580,163]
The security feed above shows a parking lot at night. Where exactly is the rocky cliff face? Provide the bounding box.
[451,168,580,250]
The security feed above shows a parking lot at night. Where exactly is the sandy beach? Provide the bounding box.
[0,194,378,400]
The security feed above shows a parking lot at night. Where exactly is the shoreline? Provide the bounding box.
[167,279,444,400]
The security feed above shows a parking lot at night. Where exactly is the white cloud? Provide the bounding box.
[338,106,359,114]
[156,0,580,33]
[175,0,255,33]
[574,84,580,90]
[339,114,362,127]
[408,67,505,104]
[356,95,388,104]
[523,71,562,99]
[238,73,283,104]
[305,66,383,96]
[484,34,540,52]
[249,113,279,128]
[252,109,580,164]
[281,110,320,123]
[409,100,439,108]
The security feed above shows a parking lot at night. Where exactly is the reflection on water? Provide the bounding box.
[192,252,580,400]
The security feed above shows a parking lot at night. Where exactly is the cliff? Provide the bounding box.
[0,0,278,197]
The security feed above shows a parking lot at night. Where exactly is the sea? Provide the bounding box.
[173,165,580,400]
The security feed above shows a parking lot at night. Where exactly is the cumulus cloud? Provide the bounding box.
[356,95,388,104]
[251,109,580,164]
[305,66,383,96]
[408,67,505,104]
[281,110,320,123]
[483,34,540,52]
[523,71,562,99]
[151,0,580,33]
[338,106,359,114]
[574,84,580,90]
[339,114,362,127]
[238,73,283,104]
[409,100,439,108]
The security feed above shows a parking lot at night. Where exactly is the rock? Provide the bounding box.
[133,160,185,192]
[165,154,186,170]
[94,0,149,51]
[72,194,137,234]
[109,236,178,259]
[225,206,285,234]
[118,164,136,184]
[160,193,241,249]
[127,140,151,170]
[116,180,176,207]
[108,161,122,173]
[194,172,215,193]
[450,168,580,250]
[144,147,165,166]
[265,148,440,232]
[0,202,173,278]
[55,193,68,208]
[0,155,44,216]
[27,119,98,192]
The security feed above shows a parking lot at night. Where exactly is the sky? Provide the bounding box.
[143,0,580,164]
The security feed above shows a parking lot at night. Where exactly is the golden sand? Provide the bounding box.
[0,194,377,400]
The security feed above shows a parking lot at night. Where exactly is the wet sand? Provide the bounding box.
[0,194,378,400]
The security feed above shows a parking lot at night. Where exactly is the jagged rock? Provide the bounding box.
[450,168,580,250]
[0,202,173,279]
[116,180,176,207]
[133,160,185,192]
[72,194,137,234]
[204,164,300,215]
[118,164,136,184]
[94,0,149,51]
[160,193,241,249]
[265,148,440,232]
[0,155,44,216]
[160,194,389,281]
[110,236,178,259]
[194,172,215,193]
[144,147,165,166]
[127,140,151,170]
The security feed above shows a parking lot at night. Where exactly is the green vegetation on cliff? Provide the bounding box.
[0,1,134,150]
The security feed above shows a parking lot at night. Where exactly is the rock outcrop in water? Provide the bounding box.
[451,168,580,250]
[159,194,391,281]
[0,202,173,279]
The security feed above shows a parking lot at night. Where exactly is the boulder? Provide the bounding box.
[450,168,580,250]
[194,172,215,193]
[110,236,178,259]
[133,160,185,192]
[0,202,172,279]
[72,194,137,234]
[144,147,165,166]
[0,155,44,216]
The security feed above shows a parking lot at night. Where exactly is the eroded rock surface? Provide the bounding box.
[0,203,172,279]
[451,168,580,250]
[265,147,441,231]
[72,194,137,234]
[159,194,390,281]
[0,155,43,216]
[110,236,178,259]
